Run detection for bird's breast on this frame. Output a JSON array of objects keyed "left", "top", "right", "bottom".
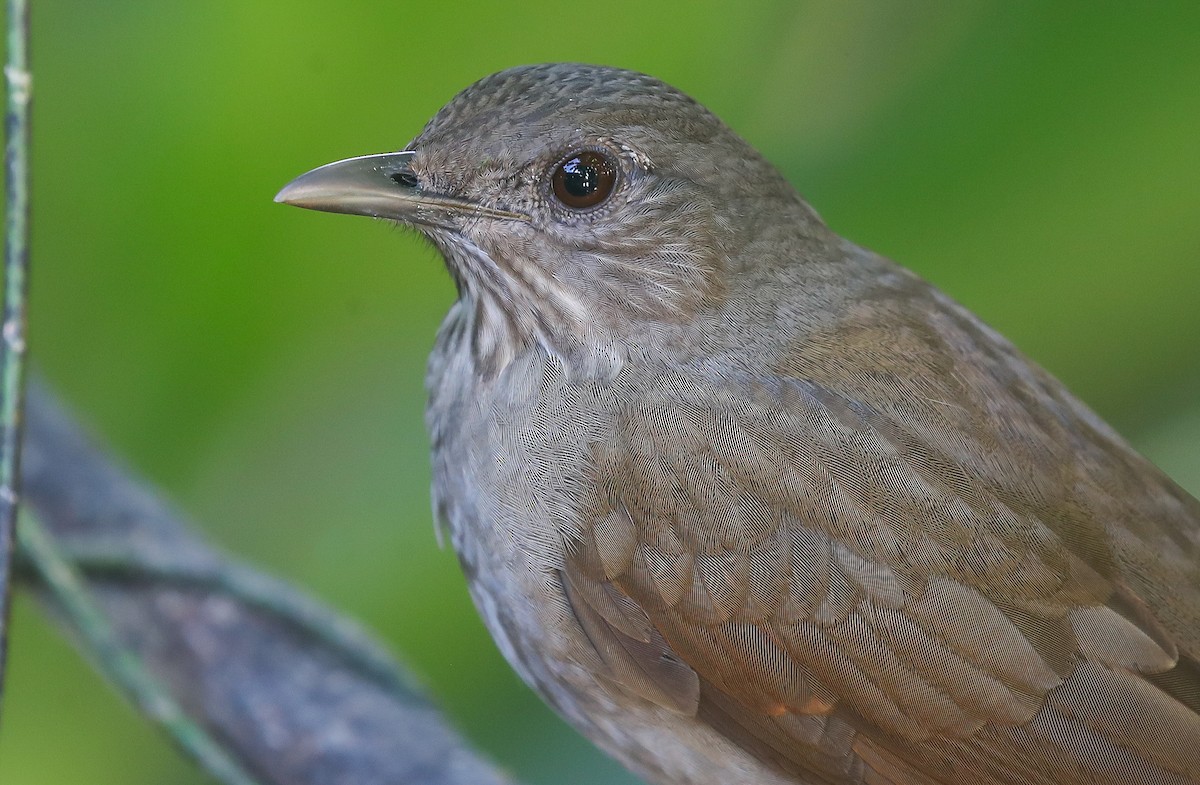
[{"left": 425, "top": 308, "right": 620, "bottom": 693}]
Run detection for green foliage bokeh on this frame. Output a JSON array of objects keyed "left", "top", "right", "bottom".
[{"left": 1, "top": 2, "right": 1198, "bottom": 784}]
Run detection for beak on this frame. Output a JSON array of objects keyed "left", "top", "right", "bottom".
[{"left": 274, "top": 151, "right": 527, "bottom": 225}]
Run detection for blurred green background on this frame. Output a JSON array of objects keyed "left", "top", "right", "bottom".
[{"left": 1, "top": 2, "right": 1198, "bottom": 783}]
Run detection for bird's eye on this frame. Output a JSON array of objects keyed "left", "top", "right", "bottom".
[{"left": 550, "top": 150, "right": 617, "bottom": 210}]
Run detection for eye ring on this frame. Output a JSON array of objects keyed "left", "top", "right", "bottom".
[{"left": 550, "top": 149, "right": 618, "bottom": 211}]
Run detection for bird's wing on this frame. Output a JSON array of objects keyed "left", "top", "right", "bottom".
[{"left": 563, "top": 298, "right": 1200, "bottom": 785}]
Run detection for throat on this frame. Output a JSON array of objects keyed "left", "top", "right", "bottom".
[
  {"left": 457, "top": 287, "right": 626, "bottom": 384},
  {"left": 431, "top": 232, "right": 622, "bottom": 381},
  {"left": 469, "top": 289, "right": 536, "bottom": 378},
  {"left": 430, "top": 231, "right": 565, "bottom": 375}
]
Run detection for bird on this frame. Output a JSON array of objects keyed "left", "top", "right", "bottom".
[{"left": 275, "top": 63, "right": 1200, "bottom": 785}]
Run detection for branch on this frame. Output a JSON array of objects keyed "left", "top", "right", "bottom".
[{"left": 17, "top": 380, "right": 515, "bottom": 785}]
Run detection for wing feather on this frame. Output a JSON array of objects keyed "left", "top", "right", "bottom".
[{"left": 561, "top": 300, "right": 1200, "bottom": 783}]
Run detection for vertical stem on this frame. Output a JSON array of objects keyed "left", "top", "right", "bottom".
[{"left": 0, "top": 0, "right": 31, "bottom": 713}]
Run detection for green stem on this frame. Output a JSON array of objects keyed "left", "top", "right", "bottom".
[{"left": 0, "top": 0, "right": 32, "bottom": 713}]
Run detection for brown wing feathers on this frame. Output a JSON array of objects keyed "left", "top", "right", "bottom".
[{"left": 564, "top": 366, "right": 1200, "bottom": 784}]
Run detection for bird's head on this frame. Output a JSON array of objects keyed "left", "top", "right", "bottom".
[{"left": 276, "top": 63, "right": 821, "bottom": 371}]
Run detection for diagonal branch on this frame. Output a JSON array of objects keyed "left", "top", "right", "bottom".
[{"left": 17, "top": 381, "right": 515, "bottom": 785}]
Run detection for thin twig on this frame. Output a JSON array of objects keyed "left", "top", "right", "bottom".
[{"left": 0, "top": 0, "right": 33, "bottom": 712}]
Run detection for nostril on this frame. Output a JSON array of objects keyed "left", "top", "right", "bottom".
[{"left": 390, "top": 170, "right": 419, "bottom": 188}]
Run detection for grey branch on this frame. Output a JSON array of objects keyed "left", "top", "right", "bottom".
[{"left": 18, "top": 381, "right": 514, "bottom": 785}]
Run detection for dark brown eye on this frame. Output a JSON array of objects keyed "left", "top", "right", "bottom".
[{"left": 551, "top": 150, "right": 617, "bottom": 210}]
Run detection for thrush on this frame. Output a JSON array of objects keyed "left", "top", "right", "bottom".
[{"left": 276, "top": 63, "right": 1200, "bottom": 785}]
